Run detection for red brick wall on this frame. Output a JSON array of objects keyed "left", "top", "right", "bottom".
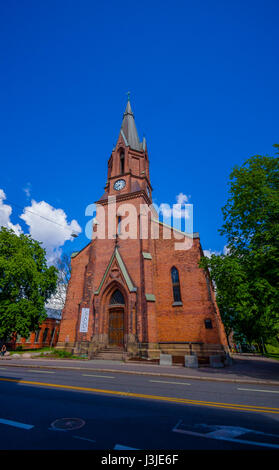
[
  {"left": 12, "top": 318, "right": 60, "bottom": 350},
  {"left": 58, "top": 243, "right": 91, "bottom": 343},
  {"left": 152, "top": 223, "right": 227, "bottom": 346}
]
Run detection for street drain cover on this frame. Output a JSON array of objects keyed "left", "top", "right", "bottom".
[{"left": 51, "top": 418, "right": 85, "bottom": 431}]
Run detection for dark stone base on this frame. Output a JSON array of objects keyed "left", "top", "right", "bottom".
[{"left": 56, "top": 340, "right": 230, "bottom": 363}]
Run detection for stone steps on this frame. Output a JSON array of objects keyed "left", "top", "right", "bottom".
[
  {"left": 94, "top": 356, "right": 123, "bottom": 360},
  {"left": 93, "top": 346, "right": 125, "bottom": 361}
]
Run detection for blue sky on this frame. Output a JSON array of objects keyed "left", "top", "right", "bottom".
[{"left": 0, "top": 0, "right": 278, "bottom": 261}]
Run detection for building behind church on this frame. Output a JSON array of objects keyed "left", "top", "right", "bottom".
[
  {"left": 9, "top": 289, "right": 64, "bottom": 350},
  {"left": 8, "top": 308, "right": 61, "bottom": 350},
  {"left": 57, "top": 100, "right": 229, "bottom": 362}
]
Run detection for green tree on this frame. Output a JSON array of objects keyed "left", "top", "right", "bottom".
[
  {"left": 200, "top": 145, "right": 279, "bottom": 349},
  {"left": 0, "top": 227, "right": 58, "bottom": 340}
]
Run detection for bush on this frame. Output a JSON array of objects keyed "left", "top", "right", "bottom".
[
  {"left": 268, "top": 337, "right": 279, "bottom": 348},
  {"left": 266, "top": 343, "right": 279, "bottom": 356},
  {"left": 53, "top": 349, "right": 73, "bottom": 358}
]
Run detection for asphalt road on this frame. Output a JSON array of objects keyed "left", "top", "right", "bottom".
[{"left": 0, "top": 365, "right": 278, "bottom": 450}]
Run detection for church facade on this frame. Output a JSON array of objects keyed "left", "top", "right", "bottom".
[{"left": 57, "top": 100, "right": 228, "bottom": 360}]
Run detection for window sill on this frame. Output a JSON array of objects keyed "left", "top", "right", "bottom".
[{"left": 172, "top": 301, "right": 183, "bottom": 307}]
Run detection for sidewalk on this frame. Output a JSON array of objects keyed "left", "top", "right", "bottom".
[{"left": 0, "top": 354, "right": 278, "bottom": 386}]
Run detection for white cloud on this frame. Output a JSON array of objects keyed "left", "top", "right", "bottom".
[
  {"left": 223, "top": 245, "right": 230, "bottom": 255},
  {"left": 23, "top": 182, "right": 31, "bottom": 198},
  {"left": 20, "top": 199, "right": 82, "bottom": 264},
  {"left": 158, "top": 203, "right": 172, "bottom": 218},
  {"left": 0, "top": 189, "right": 22, "bottom": 235},
  {"left": 203, "top": 245, "right": 229, "bottom": 258},
  {"left": 176, "top": 193, "right": 188, "bottom": 204},
  {"left": 203, "top": 249, "right": 221, "bottom": 258},
  {"left": 46, "top": 284, "right": 67, "bottom": 309},
  {"left": 0, "top": 188, "right": 82, "bottom": 265},
  {"left": 157, "top": 193, "right": 191, "bottom": 220},
  {"left": 174, "top": 193, "right": 191, "bottom": 219}
]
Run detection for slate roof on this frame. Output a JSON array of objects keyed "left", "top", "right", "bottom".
[
  {"left": 120, "top": 100, "right": 143, "bottom": 152},
  {"left": 45, "top": 308, "right": 62, "bottom": 320}
]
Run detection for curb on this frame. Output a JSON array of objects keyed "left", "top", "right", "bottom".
[{"left": 0, "top": 361, "right": 278, "bottom": 387}]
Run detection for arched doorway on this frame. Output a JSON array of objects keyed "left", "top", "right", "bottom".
[{"left": 108, "top": 289, "right": 125, "bottom": 347}]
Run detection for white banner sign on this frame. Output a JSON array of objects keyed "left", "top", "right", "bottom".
[{"left": 80, "top": 308, "right": 89, "bottom": 333}]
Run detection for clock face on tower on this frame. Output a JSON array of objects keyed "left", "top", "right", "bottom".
[{"left": 113, "top": 179, "right": 126, "bottom": 191}]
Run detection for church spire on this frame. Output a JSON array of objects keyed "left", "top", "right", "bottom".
[{"left": 120, "top": 95, "right": 143, "bottom": 152}]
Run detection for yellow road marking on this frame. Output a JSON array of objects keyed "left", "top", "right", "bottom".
[{"left": 0, "top": 377, "right": 278, "bottom": 414}]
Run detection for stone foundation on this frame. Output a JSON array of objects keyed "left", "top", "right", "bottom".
[
  {"left": 56, "top": 340, "right": 229, "bottom": 362},
  {"left": 158, "top": 342, "right": 229, "bottom": 358}
]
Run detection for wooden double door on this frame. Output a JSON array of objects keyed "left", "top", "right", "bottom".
[{"left": 108, "top": 307, "right": 124, "bottom": 347}]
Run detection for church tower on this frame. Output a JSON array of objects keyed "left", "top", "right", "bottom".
[
  {"left": 57, "top": 98, "right": 228, "bottom": 361},
  {"left": 104, "top": 98, "right": 152, "bottom": 201}
]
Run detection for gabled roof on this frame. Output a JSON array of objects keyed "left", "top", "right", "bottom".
[
  {"left": 94, "top": 247, "right": 137, "bottom": 295},
  {"left": 151, "top": 218, "right": 199, "bottom": 239}
]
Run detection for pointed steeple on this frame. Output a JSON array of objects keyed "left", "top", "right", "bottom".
[{"left": 120, "top": 97, "right": 143, "bottom": 151}]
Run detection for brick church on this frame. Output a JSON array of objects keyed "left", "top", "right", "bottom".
[{"left": 57, "top": 99, "right": 228, "bottom": 361}]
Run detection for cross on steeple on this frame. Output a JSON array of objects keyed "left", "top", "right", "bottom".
[{"left": 126, "top": 91, "right": 131, "bottom": 102}]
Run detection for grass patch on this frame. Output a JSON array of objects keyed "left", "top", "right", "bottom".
[
  {"left": 52, "top": 349, "right": 73, "bottom": 359},
  {"left": 44, "top": 349, "right": 88, "bottom": 360},
  {"left": 8, "top": 347, "right": 87, "bottom": 360},
  {"left": 10, "top": 347, "right": 54, "bottom": 355},
  {"left": 264, "top": 343, "right": 279, "bottom": 361},
  {"left": 266, "top": 343, "right": 279, "bottom": 355}
]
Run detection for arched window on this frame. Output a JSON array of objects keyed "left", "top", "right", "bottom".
[
  {"left": 117, "top": 216, "right": 121, "bottom": 235},
  {"left": 108, "top": 161, "right": 112, "bottom": 178},
  {"left": 110, "top": 289, "right": 125, "bottom": 305},
  {"left": 42, "top": 328, "right": 49, "bottom": 343},
  {"left": 120, "top": 152, "right": 125, "bottom": 175},
  {"left": 35, "top": 328, "right": 41, "bottom": 343},
  {"left": 171, "top": 267, "right": 182, "bottom": 303}
]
